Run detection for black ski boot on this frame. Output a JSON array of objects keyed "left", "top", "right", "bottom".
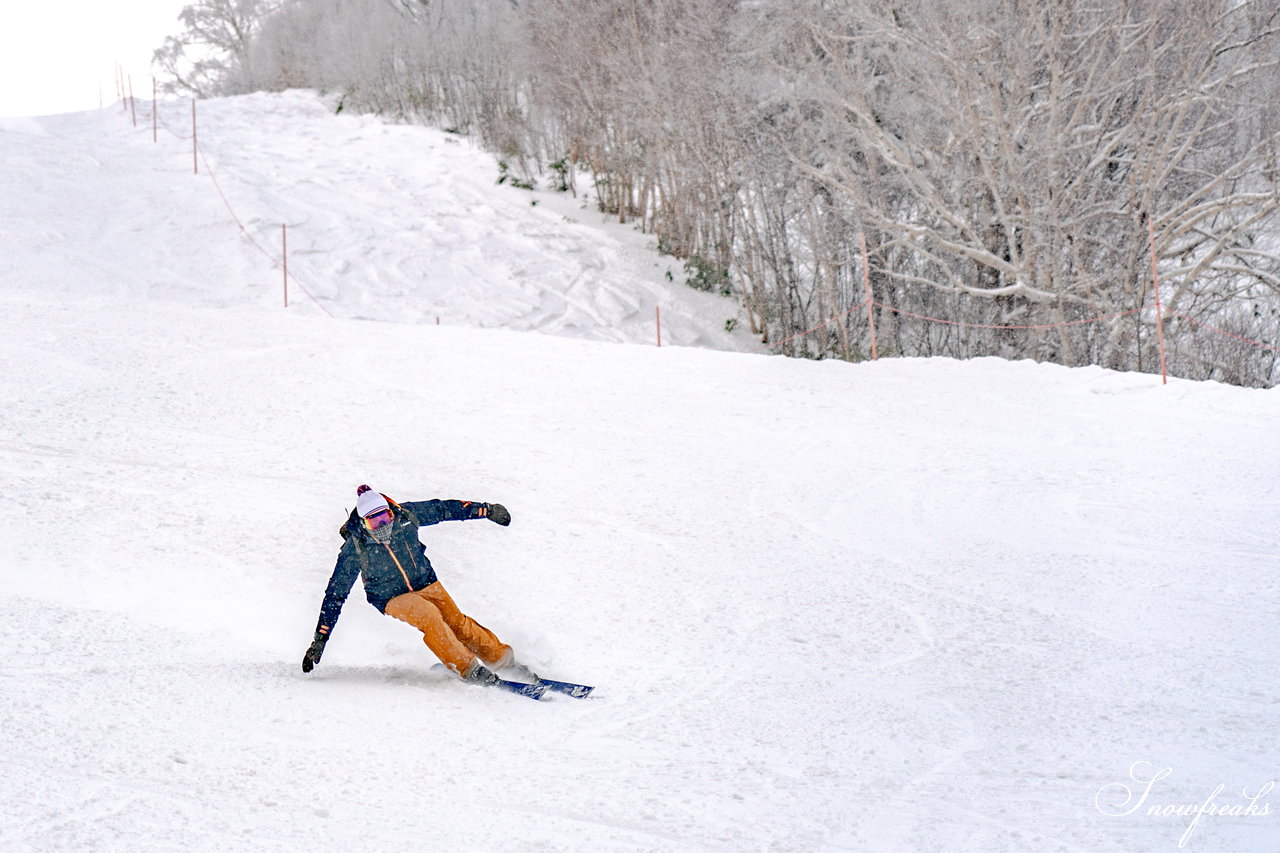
[{"left": 463, "top": 660, "right": 502, "bottom": 687}]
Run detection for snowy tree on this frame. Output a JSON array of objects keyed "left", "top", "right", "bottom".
[
  {"left": 786, "top": 0, "right": 1280, "bottom": 372},
  {"left": 153, "top": 0, "right": 275, "bottom": 97}
]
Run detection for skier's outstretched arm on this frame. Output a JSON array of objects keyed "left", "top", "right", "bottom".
[
  {"left": 302, "top": 540, "right": 361, "bottom": 673},
  {"left": 401, "top": 499, "right": 511, "bottom": 527}
]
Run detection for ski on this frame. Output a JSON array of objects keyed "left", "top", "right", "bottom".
[
  {"left": 431, "top": 663, "right": 593, "bottom": 699},
  {"left": 495, "top": 677, "right": 549, "bottom": 700},
  {"left": 534, "top": 678, "right": 594, "bottom": 699},
  {"left": 429, "top": 663, "right": 547, "bottom": 699},
  {"left": 504, "top": 663, "right": 595, "bottom": 699}
]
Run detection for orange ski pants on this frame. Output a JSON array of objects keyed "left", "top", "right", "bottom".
[{"left": 384, "top": 581, "right": 511, "bottom": 678}]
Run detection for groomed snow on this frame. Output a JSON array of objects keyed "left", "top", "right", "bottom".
[{"left": 1, "top": 92, "right": 1277, "bottom": 852}]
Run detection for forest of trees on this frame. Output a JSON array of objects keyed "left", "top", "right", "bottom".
[{"left": 155, "top": 0, "right": 1280, "bottom": 386}]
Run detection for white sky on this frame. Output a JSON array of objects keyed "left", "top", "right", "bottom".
[{"left": 0, "top": 1, "right": 187, "bottom": 117}]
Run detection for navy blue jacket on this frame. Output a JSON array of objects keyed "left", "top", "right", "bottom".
[{"left": 314, "top": 498, "right": 496, "bottom": 638}]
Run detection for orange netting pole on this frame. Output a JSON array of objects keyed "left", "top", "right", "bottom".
[
  {"left": 192, "top": 100, "right": 198, "bottom": 175},
  {"left": 283, "top": 223, "right": 289, "bottom": 308},
  {"left": 1149, "top": 218, "right": 1168, "bottom": 385},
  {"left": 861, "top": 232, "right": 877, "bottom": 360}
]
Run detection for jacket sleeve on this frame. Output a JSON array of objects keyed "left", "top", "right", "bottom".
[
  {"left": 315, "top": 537, "right": 362, "bottom": 638},
  {"left": 401, "top": 499, "right": 492, "bottom": 527}
]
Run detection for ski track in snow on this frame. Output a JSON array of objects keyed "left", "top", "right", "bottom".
[{"left": 2, "top": 92, "right": 1279, "bottom": 852}]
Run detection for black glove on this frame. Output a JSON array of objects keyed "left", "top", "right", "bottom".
[
  {"left": 486, "top": 502, "right": 511, "bottom": 526},
  {"left": 302, "top": 632, "right": 327, "bottom": 673}
]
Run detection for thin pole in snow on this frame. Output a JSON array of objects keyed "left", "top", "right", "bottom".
[
  {"left": 152, "top": 78, "right": 157, "bottom": 143},
  {"left": 282, "top": 223, "right": 289, "bottom": 308},
  {"left": 656, "top": 305, "right": 662, "bottom": 347},
  {"left": 128, "top": 75, "right": 136, "bottom": 127},
  {"left": 861, "top": 231, "right": 878, "bottom": 361},
  {"left": 192, "top": 99, "right": 198, "bottom": 175},
  {"left": 1149, "top": 218, "right": 1168, "bottom": 385}
]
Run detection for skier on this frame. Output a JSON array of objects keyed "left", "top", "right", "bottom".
[{"left": 301, "top": 484, "right": 519, "bottom": 688}]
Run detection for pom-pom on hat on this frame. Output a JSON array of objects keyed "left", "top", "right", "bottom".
[{"left": 356, "top": 484, "right": 390, "bottom": 518}]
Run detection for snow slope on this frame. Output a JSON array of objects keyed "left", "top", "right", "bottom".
[
  {"left": 1, "top": 91, "right": 747, "bottom": 347},
  {"left": 2, "top": 93, "right": 1278, "bottom": 852}
]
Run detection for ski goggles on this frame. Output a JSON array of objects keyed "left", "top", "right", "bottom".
[{"left": 362, "top": 507, "right": 394, "bottom": 531}]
